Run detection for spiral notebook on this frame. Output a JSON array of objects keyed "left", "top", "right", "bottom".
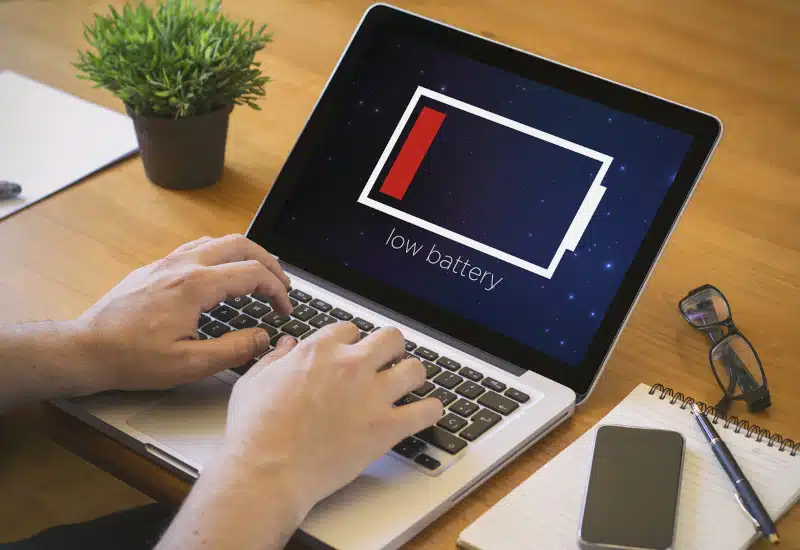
[{"left": 459, "top": 383, "right": 800, "bottom": 550}]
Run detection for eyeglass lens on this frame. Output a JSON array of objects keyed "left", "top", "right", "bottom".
[
  {"left": 681, "top": 287, "right": 730, "bottom": 328},
  {"left": 710, "top": 334, "right": 764, "bottom": 397}
]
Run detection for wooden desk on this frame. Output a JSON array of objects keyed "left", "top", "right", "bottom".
[{"left": 1, "top": 0, "right": 798, "bottom": 547}]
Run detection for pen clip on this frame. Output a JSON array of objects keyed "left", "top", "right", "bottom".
[{"left": 734, "top": 492, "right": 761, "bottom": 531}]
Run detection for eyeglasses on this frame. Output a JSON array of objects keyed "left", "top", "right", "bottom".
[{"left": 679, "top": 284, "right": 770, "bottom": 414}]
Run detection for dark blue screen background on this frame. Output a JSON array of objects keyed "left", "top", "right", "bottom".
[{"left": 275, "top": 34, "right": 693, "bottom": 365}]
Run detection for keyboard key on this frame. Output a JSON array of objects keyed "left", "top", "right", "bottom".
[
  {"left": 270, "top": 333, "right": 296, "bottom": 347},
  {"left": 197, "top": 333, "right": 208, "bottom": 340},
  {"left": 405, "top": 340, "right": 417, "bottom": 352},
  {"left": 202, "top": 320, "right": 230, "bottom": 338},
  {"left": 392, "top": 437, "right": 425, "bottom": 459},
  {"left": 455, "top": 381, "right": 486, "bottom": 400},
  {"left": 309, "top": 298, "right": 332, "bottom": 312},
  {"left": 422, "top": 361, "right": 442, "bottom": 379},
  {"left": 394, "top": 393, "right": 420, "bottom": 407},
  {"left": 414, "top": 453, "right": 441, "bottom": 470},
  {"left": 428, "top": 388, "right": 457, "bottom": 407},
  {"left": 198, "top": 313, "right": 212, "bottom": 328},
  {"left": 251, "top": 292, "right": 274, "bottom": 304},
  {"left": 481, "top": 377, "right": 507, "bottom": 393},
  {"left": 412, "top": 380, "right": 436, "bottom": 397},
  {"left": 291, "top": 304, "right": 317, "bottom": 322},
  {"left": 459, "top": 409, "right": 503, "bottom": 441},
  {"left": 256, "top": 323, "right": 278, "bottom": 337},
  {"left": 403, "top": 351, "right": 414, "bottom": 360},
  {"left": 210, "top": 304, "right": 238, "bottom": 322},
  {"left": 282, "top": 320, "right": 311, "bottom": 338},
  {"left": 289, "top": 298, "right": 298, "bottom": 308},
  {"left": 289, "top": 289, "right": 312, "bottom": 303},
  {"left": 242, "top": 301, "right": 271, "bottom": 319},
  {"left": 330, "top": 308, "right": 353, "bottom": 321},
  {"left": 262, "top": 311, "right": 291, "bottom": 328},
  {"left": 477, "top": 391, "right": 519, "bottom": 415},
  {"left": 459, "top": 367, "right": 484, "bottom": 381},
  {"left": 505, "top": 388, "right": 531, "bottom": 403},
  {"left": 309, "top": 313, "right": 337, "bottom": 329},
  {"left": 301, "top": 328, "right": 317, "bottom": 340},
  {"left": 450, "top": 399, "right": 480, "bottom": 418},
  {"left": 433, "top": 372, "right": 463, "bottom": 390},
  {"left": 415, "top": 347, "right": 438, "bottom": 361},
  {"left": 231, "top": 358, "right": 257, "bottom": 376},
  {"left": 437, "top": 413, "right": 468, "bottom": 433},
  {"left": 224, "top": 295, "right": 252, "bottom": 309},
  {"left": 436, "top": 356, "right": 460, "bottom": 371},
  {"left": 352, "top": 318, "right": 374, "bottom": 332},
  {"left": 229, "top": 314, "right": 258, "bottom": 330},
  {"left": 416, "top": 426, "right": 467, "bottom": 454},
  {"left": 360, "top": 331, "right": 369, "bottom": 340}
]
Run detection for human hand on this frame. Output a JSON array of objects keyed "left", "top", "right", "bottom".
[
  {"left": 74, "top": 234, "right": 292, "bottom": 393},
  {"left": 220, "top": 323, "right": 443, "bottom": 517}
]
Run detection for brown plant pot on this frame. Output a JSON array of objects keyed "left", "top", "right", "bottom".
[{"left": 127, "top": 105, "right": 233, "bottom": 190}]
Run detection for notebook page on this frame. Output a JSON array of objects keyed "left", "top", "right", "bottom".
[
  {"left": 459, "top": 384, "right": 800, "bottom": 550},
  {"left": 0, "top": 71, "right": 138, "bottom": 221}
]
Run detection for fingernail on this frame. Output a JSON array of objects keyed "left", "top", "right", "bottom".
[
  {"left": 277, "top": 335, "right": 295, "bottom": 349},
  {"left": 255, "top": 329, "right": 271, "bottom": 351}
]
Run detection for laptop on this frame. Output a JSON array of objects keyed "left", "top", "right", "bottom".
[{"left": 56, "top": 4, "right": 722, "bottom": 549}]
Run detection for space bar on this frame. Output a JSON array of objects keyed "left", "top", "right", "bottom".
[{"left": 416, "top": 426, "right": 467, "bottom": 455}]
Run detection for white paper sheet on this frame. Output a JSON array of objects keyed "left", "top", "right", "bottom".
[{"left": 0, "top": 71, "right": 138, "bottom": 221}]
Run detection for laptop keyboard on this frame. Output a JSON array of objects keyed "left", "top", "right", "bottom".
[{"left": 198, "top": 287, "right": 531, "bottom": 474}]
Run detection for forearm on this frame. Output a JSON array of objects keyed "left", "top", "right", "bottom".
[
  {"left": 0, "top": 320, "right": 107, "bottom": 412},
  {"left": 156, "top": 450, "right": 311, "bottom": 550}
]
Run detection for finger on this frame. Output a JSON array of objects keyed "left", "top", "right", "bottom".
[
  {"left": 247, "top": 334, "right": 297, "bottom": 377},
  {"left": 192, "top": 260, "right": 293, "bottom": 314},
  {"left": 376, "top": 357, "right": 427, "bottom": 403},
  {"left": 176, "top": 327, "right": 271, "bottom": 377},
  {"left": 170, "top": 236, "right": 214, "bottom": 255},
  {"left": 190, "top": 234, "right": 291, "bottom": 289},
  {"left": 388, "top": 398, "right": 443, "bottom": 443},
  {"left": 314, "top": 321, "right": 360, "bottom": 346},
  {"left": 351, "top": 327, "right": 405, "bottom": 370}
]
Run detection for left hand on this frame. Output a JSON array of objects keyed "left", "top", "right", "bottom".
[{"left": 74, "top": 234, "right": 292, "bottom": 392}]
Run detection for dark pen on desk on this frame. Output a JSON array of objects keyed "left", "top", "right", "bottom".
[
  {"left": 0, "top": 181, "right": 23, "bottom": 200},
  {"left": 690, "top": 402, "right": 780, "bottom": 544}
]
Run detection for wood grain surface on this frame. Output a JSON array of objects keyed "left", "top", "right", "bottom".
[{"left": 1, "top": 0, "right": 798, "bottom": 548}]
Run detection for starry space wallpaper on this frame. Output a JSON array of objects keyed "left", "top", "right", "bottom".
[{"left": 272, "top": 33, "right": 693, "bottom": 366}]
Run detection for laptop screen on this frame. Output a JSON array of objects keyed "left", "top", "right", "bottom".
[{"left": 249, "top": 6, "right": 720, "bottom": 396}]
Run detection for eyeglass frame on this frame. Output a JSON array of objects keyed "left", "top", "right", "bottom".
[{"left": 679, "top": 284, "right": 771, "bottom": 413}]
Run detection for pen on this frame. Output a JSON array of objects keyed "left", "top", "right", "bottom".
[
  {"left": 690, "top": 402, "right": 780, "bottom": 544},
  {"left": 0, "top": 180, "right": 22, "bottom": 200}
]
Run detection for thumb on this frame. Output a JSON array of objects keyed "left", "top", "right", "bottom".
[
  {"left": 182, "top": 327, "right": 272, "bottom": 376},
  {"left": 247, "top": 334, "right": 297, "bottom": 377}
]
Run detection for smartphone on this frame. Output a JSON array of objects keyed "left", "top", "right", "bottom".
[{"left": 579, "top": 425, "right": 685, "bottom": 550}]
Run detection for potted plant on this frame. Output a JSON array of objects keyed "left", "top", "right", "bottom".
[{"left": 75, "top": 0, "right": 272, "bottom": 189}]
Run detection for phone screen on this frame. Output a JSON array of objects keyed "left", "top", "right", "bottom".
[{"left": 580, "top": 425, "right": 685, "bottom": 550}]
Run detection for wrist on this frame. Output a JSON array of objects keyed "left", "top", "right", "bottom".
[
  {"left": 0, "top": 319, "right": 112, "bottom": 409},
  {"left": 54, "top": 318, "right": 116, "bottom": 397},
  {"left": 159, "top": 447, "right": 313, "bottom": 550},
  {"left": 208, "top": 444, "right": 314, "bottom": 523}
]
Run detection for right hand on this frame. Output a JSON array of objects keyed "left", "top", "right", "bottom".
[{"left": 221, "top": 323, "right": 443, "bottom": 516}]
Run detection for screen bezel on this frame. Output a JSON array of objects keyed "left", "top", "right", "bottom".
[{"left": 247, "top": 4, "right": 722, "bottom": 397}]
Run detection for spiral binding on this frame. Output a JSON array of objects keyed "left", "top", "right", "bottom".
[{"left": 648, "top": 383, "right": 799, "bottom": 457}]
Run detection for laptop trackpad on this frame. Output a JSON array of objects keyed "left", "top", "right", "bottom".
[{"left": 127, "top": 376, "right": 231, "bottom": 467}]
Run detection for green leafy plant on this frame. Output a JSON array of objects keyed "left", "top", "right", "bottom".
[{"left": 76, "top": 0, "right": 272, "bottom": 118}]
